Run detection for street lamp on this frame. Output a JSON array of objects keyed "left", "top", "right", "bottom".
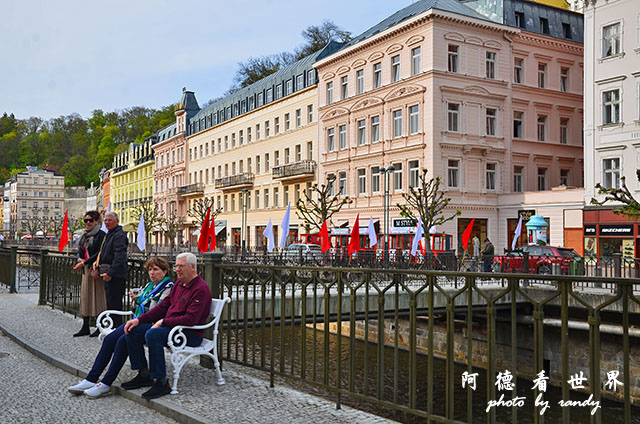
[
  {"left": 241, "top": 188, "right": 248, "bottom": 255},
  {"left": 379, "top": 165, "right": 395, "bottom": 263}
]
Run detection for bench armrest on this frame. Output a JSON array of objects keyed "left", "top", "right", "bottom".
[
  {"left": 168, "top": 320, "right": 216, "bottom": 350},
  {"left": 97, "top": 310, "right": 134, "bottom": 332}
]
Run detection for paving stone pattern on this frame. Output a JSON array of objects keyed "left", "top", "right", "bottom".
[
  {"left": 0, "top": 287, "right": 393, "bottom": 423},
  {"left": 0, "top": 332, "right": 179, "bottom": 424}
]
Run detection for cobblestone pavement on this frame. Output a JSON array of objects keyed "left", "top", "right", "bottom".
[
  {"left": 0, "top": 287, "right": 394, "bottom": 423},
  {"left": 0, "top": 332, "right": 179, "bottom": 424}
]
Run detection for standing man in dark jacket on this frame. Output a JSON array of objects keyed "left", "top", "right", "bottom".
[
  {"left": 123, "top": 252, "right": 212, "bottom": 399},
  {"left": 90, "top": 211, "right": 128, "bottom": 326},
  {"left": 481, "top": 238, "right": 495, "bottom": 272}
]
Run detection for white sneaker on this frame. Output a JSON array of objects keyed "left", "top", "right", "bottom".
[
  {"left": 84, "top": 382, "right": 111, "bottom": 398},
  {"left": 68, "top": 379, "right": 96, "bottom": 395}
]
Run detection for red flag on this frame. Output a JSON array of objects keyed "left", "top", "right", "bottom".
[
  {"left": 198, "top": 207, "right": 211, "bottom": 253},
  {"left": 58, "top": 210, "right": 69, "bottom": 252},
  {"left": 348, "top": 214, "right": 360, "bottom": 256},
  {"left": 318, "top": 221, "right": 331, "bottom": 253},
  {"left": 461, "top": 218, "right": 475, "bottom": 250},
  {"left": 207, "top": 214, "right": 217, "bottom": 252}
]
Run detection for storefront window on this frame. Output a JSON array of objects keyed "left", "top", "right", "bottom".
[{"left": 457, "top": 218, "right": 487, "bottom": 255}]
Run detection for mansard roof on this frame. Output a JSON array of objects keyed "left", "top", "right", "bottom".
[{"left": 341, "top": 0, "right": 489, "bottom": 50}]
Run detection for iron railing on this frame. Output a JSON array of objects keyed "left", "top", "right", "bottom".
[
  {"left": 177, "top": 183, "right": 204, "bottom": 195},
  {"left": 6, "top": 248, "right": 640, "bottom": 422},
  {"left": 214, "top": 173, "right": 254, "bottom": 189},
  {"left": 272, "top": 160, "right": 316, "bottom": 179}
]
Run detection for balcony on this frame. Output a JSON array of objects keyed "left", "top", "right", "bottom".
[
  {"left": 214, "top": 173, "right": 254, "bottom": 190},
  {"left": 177, "top": 183, "right": 204, "bottom": 198},
  {"left": 272, "top": 160, "right": 316, "bottom": 182}
]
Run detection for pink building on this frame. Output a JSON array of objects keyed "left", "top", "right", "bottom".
[
  {"left": 152, "top": 90, "right": 198, "bottom": 246},
  {"left": 315, "top": 0, "right": 584, "bottom": 253}
]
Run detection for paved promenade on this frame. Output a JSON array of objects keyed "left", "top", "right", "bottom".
[{"left": 0, "top": 287, "right": 393, "bottom": 424}]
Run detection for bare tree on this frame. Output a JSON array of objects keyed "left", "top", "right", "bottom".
[
  {"left": 161, "top": 210, "right": 182, "bottom": 252},
  {"left": 131, "top": 201, "right": 165, "bottom": 247},
  {"left": 396, "top": 168, "right": 461, "bottom": 251},
  {"left": 591, "top": 172, "right": 640, "bottom": 217},
  {"left": 47, "top": 216, "right": 65, "bottom": 238},
  {"left": 187, "top": 197, "right": 222, "bottom": 228},
  {"left": 296, "top": 177, "right": 352, "bottom": 232},
  {"left": 24, "top": 209, "right": 48, "bottom": 236}
]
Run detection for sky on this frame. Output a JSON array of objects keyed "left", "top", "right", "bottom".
[{"left": 1, "top": 0, "right": 415, "bottom": 121}]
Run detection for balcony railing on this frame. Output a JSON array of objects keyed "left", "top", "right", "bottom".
[
  {"left": 214, "top": 173, "right": 254, "bottom": 189},
  {"left": 177, "top": 183, "right": 204, "bottom": 196},
  {"left": 272, "top": 160, "right": 316, "bottom": 180}
]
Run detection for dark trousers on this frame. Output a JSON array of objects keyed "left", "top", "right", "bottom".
[
  {"left": 86, "top": 324, "right": 128, "bottom": 386},
  {"left": 483, "top": 258, "right": 492, "bottom": 272},
  {"left": 126, "top": 324, "right": 202, "bottom": 380},
  {"left": 105, "top": 277, "right": 126, "bottom": 326}
]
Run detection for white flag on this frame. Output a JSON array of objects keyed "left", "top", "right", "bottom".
[
  {"left": 280, "top": 202, "right": 291, "bottom": 249},
  {"left": 263, "top": 218, "right": 275, "bottom": 252},
  {"left": 136, "top": 211, "right": 146, "bottom": 252},
  {"left": 512, "top": 215, "right": 523, "bottom": 250},
  {"left": 100, "top": 202, "right": 110, "bottom": 233},
  {"left": 411, "top": 218, "right": 423, "bottom": 257},
  {"left": 368, "top": 216, "right": 377, "bottom": 247}
]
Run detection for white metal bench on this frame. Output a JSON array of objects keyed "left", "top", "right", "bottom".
[
  {"left": 96, "top": 297, "right": 231, "bottom": 395},
  {"left": 167, "top": 297, "right": 231, "bottom": 394},
  {"left": 96, "top": 310, "right": 134, "bottom": 341}
]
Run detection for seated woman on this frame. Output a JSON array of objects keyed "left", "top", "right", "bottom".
[{"left": 67, "top": 257, "right": 174, "bottom": 398}]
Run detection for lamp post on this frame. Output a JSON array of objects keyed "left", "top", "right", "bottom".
[
  {"left": 379, "top": 165, "right": 395, "bottom": 263},
  {"left": 241, "top": 188, "right": 248, "bottom": 255}
]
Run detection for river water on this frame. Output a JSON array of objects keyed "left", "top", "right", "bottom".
[{"left": 225, "top": 325, "right": 639, "bottom": 424}]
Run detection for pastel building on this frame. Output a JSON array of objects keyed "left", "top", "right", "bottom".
[
  {"left": 110, "top": 138, "right": 156, "bottom": 237},
  {"left": 583, "top": 0, "right": 640, "bottom": 258},
  {"left": 152, "top": 91, "right": 194, "bottom": 245},
  {"left": 314, "top": 0, "right": 584, "bottom": 253},
  {"left": 4, "top": 167, "right": 65, "bottom": 238},
  {"left": 181, "top": 46, "right": 338, "bottom": 247}
]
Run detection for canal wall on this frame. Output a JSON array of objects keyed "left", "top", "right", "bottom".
[{"left": 316, "top": 317, "right": 640, "bottom": 405}]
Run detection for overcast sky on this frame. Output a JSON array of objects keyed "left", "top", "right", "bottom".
[{"left": 1, "top": 0, "right": 414, "bottom": 121}]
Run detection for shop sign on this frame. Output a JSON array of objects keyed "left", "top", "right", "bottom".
[
  {"left": 599, "top": 224, "right": 633, "bottom": 236},
  {"left": 331, "top": 228, "right": 350, "bottom": 236},
  {"left": 584, "top": 225, "right": 596, "bottom": 236},
  {"left": 518, "top": 209, "right": 536, "bottom": 222},
  {"left": 392, "top": 218, "right": 417, "bottom": 228}
]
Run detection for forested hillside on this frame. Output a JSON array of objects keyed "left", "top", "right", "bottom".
[{"left": 0, "top": 106, "right": 175, "bottom": 187}]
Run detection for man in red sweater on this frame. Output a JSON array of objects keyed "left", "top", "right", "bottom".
[{"left": 123, "top": 252, "right": 212, "bottom": 399}]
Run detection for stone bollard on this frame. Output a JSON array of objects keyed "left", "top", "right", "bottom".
[
  {"left": 9, "top": 246, "right": 17, "bottom": 293},
  {"left": 201, "top": 251, "right": 225, "bottom": 369}
]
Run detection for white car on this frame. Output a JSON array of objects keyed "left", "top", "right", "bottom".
[{"left": 284, "top": 243, "right": 323, "bottom": 261}]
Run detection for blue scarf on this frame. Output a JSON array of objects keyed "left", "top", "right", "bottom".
[{"left": 133, "top": 276, "right": 173, "bottom": 318}]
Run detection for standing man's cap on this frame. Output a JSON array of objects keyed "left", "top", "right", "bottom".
[{"left": 484, "top": 238, "right": 490, "bottom": 242}]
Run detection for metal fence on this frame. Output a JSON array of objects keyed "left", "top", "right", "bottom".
[
  {"left": 5, "top": 248, "right": 640, "bottom": 423},
  {"left": 206, "top": 256, "right": 639, "bottom": 423}
]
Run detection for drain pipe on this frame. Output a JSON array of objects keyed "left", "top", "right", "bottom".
[{"left": 517, "top": 315, "right": 640, "bottom": 338}]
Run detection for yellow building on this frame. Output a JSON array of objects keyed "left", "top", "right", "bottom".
[
  {"left": 110, "top": 138, "right": 156, "bottom": 236},
  {"left": 532, "top": 0, "right": 569, "bottom": 9}
]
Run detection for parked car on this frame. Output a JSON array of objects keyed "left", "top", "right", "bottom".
[
  {"left": 492, "top": 245, "right": 581, "bottom": 274},
  {"left": 284, "top": 243, "right": 323, "bottom": 262}
]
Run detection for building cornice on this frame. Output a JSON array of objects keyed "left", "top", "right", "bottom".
[
  {"left": 515, "top": 32, "right": 583, "bottom": 54},
  {"left": 314, "top": 9, "right": 516, "bottom": 69}
]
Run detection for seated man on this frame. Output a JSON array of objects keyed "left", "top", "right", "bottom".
[{"left": 123, "top": 252, "right": 212, "bottom": 399}]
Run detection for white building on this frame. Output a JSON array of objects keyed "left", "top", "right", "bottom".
[{"left": 583, "top": 0, "right": 640, "bottom": 257}]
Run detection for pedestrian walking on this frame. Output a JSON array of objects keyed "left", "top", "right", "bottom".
[
  {"left": 67, "top": 257, "right": 174, "bottom": 398},
  {"left": 482, "top": 238, "right": 495, "bottom": 272},
  {"left": 72, "top": 211, "right": 106, "bottom": 337},
  {"left": 92, "top": 212, "right": 128, "bottom": 327}
]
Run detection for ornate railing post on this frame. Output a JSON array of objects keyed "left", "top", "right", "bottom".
[
  {"left": 201, "top": 251, "right": 225, "bottom": 369},
  {"left": 9, "top": 246, "right": 17, "bottom": 293},
  {"left": 39, "top": 249, "right": 48, "bottom": 305}
]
